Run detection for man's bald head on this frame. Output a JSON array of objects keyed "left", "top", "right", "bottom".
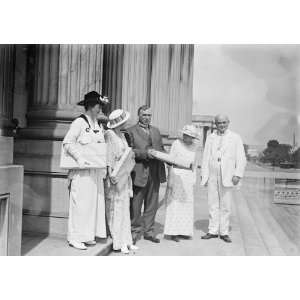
[
  {"left": 215, "top": 114, "right": 230, "bottom": 134},
  {"left": 215, "top": 114, "right": 230, "bottom": 123}
]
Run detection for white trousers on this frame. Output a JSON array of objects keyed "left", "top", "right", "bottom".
[
  {"left": 207, "top": 165, "right": 232, "bottom": 236},
  {"left": 67, "top": 169, "right": 106, "bottom": 243}
]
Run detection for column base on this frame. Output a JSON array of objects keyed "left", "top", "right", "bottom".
[
  {"left": 0, "top": 136, "right": 13, "bottom": 165},
  {"left": 14, "top": 138, "right": 69, "bottom": 236},
  {"left": 0, "top": 164, "right": 24, "bottom": 256}
]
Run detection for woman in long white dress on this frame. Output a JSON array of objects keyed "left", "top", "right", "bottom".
[
  {"left": 164, "top": 125, "right": 201, "bottom": 242},
  {"left": 63, "top": 91, "right": 109, "bottom": 250},
  {"left": 105, "top": 109, "right": 138, "bottom": 254}
]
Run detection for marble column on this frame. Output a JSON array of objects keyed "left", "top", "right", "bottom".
[
  {"left": 0, "top": 45, "right": 15, "bottom": 137},
  {"left": 14, "top": 44, "right": 104, "bottom": 236},
  {"left": 20, "top": 44, "right": 104, "bottom": 140},
  {"left": 192, "top": 115, "right": 215, "bottom": 146},
  {"left": 103, "top": 44, "right": 151, "bottom": 126},
  {"left": 103, "top": 44, "right": 194, "bottom": 136},
  {"left": 0, "top": 45, "right": 23, "bottom": 255},
  {"left": 150, "top": 44, "right": 194, "bottom": 137}
]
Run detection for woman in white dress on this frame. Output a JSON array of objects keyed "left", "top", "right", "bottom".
[
  {"left": 164, "top": 125, "right": 201, "bottom": 242},
  {"left": 63, "top": 91, "right": 109, "bottom": 250},
  {"left": 105, "top": 109, "right": 138, "bottom": 254}
]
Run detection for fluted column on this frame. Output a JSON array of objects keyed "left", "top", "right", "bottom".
[
  {"left": 20, "top": 44, "right": 104, "bottom": 140},
  {"left": 150, "top": 44, "right": 194, "bottom": 137},
  {"left": 0, "top": 45, "right": 15, "bottom": 137},
  {"left": 0, "top": 45, "right": 23, "bottom": 256},
  {"left": 14, "top": 45, "right": 105, "bottom": 236},
  {"left": 121, "top": 44, "right": 151, "bottom": 119},
  {"left": 103, "top": 44, "right": 194, "bottom": 134},
  {"left": 102, "top": 44, "right": 124, "bottom": 111},
  {"left": 0, "top": 45, "right": 15, "bottom": 165},
  {"left": 103, "top": 44, "right": 152, "bottom": 125}
]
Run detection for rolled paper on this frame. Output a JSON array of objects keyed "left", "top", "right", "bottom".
[
  {"left": 60, "top": 143, "right": 107, "bottom": 169},
  {"left": 150, "top": 150, "right": 192, "bottom": 169},
  {"left": 111, "top": 147, "right": 136, "bottom": 180}
]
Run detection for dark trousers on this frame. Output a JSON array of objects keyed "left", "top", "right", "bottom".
[{"left": 130, "top": 169, "right": 160, "bottom": 238}]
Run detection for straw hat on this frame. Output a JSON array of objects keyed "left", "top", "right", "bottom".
[
  {"left": 180, "top": 124, "right": 199, "bottom": 139},
  {"left": 107, "top": 109, "right": 130, "bottom": 129}
]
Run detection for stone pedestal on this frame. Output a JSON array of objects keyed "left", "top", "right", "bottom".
[
  {"left": 15, "top": 45, "right": 104, "bottom": 236},
  {"left": 0, "top": 137, "right": 23, "bottom": 256},
  {"left": 0, "top": 163, "right": 24, "bottom": 256},
  {"left": 0, "top": 45, "right": 24, "bottom": 256},
  {"left": 192, "top": 115, "right": 215, "bottom": 146}
]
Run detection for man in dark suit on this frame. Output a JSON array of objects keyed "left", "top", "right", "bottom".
[{"left": 127, "top": 105, "right": 166, "bottom": 244}]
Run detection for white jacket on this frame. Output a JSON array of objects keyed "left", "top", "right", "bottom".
[{"left": 200, "top": 129, "right": 247, "bottom": 187}]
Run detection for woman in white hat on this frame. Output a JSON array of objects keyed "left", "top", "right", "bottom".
[
  {"left": 163, "top": 124, "right": 202, "bottom": 242},
  {"left": 105, "top": 109, "right": 138, "bottom": 254}
]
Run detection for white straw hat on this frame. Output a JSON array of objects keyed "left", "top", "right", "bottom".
[
  {"left": 107, "top": 109, "right": 130, "bottom": 129},
  {"left": 180, "top": 124, "right": 199, "bottom": 139}
]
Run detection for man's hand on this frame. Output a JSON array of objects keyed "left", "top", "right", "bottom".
[
  {"left": 147, "top": 148, "right": 155, "bottom": 159},
  {"left": 232, "top": 176, "right": 241, "bottom": 185},
  {"left": 77, "top": 158, "right": 91, "bottom": 169}
]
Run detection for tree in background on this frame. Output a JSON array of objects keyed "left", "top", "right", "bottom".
[
  {"left": 267, "top": 140, "right": 280, "bottom": 148},
  {"left": 292, "top": 147, "right": 300, "bottom": 168},
  {"left": 260, "top": 140, "right": 292, "bottom": 167}
]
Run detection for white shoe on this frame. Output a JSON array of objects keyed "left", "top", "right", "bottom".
[
  {"left": 85, "top": 240, "right": 96, "bottom": 246},
  {"left": 69, "top": 241, "right": 87, "bottom": 250},
  {"left": 121, "top": 245, "right": 130, "bottom": 254},
  {"left": 129, "top": 245, "right": 139, "bottom": 251}
]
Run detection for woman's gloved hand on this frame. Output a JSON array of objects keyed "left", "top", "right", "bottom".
[
  {"left": 110, "top": 175, "right": 118, "bottom": 185},
  {"left": 77, "top": 157, "right": 91, "bottom": 169}
]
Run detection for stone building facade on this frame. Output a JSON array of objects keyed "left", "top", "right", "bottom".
[{"left": 0, "top": 44, "right": 194, "bottom": 241}]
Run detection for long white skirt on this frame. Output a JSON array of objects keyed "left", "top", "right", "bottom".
[
  {"left": 106, "top": 177, "right": 133, "bottom": 250},
  {"left": 164, "top": 169, "right": 195, "bottom": 237},
  {"left": 67, "top": 169, "right": 107, "bottom": 242}
]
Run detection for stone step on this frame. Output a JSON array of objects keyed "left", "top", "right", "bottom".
[{"left": 21, "top": 233, "right": 112, "bottom": 256}]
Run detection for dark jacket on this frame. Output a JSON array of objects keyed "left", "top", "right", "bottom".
[{"left": 126, "top": 124, "right": 166, "bottom": 187}]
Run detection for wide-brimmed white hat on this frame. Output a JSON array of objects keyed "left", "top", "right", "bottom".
[
  {"left": 107, "top": 109, "right": 130, "bottom": 129},
  {"left": 180, "top": 124, "right": 199, "bottom": 139}
]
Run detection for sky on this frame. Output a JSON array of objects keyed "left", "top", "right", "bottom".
[{"left": 193, "top": 45, "right": 299, "bottom": 147}]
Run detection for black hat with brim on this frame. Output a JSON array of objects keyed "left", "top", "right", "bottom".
[{"left": 77, "top": 91, "right": 109, "bottom": 106}]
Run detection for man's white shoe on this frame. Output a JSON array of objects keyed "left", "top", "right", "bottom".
[
  {"left": 121, "top": 246, "right": 130, "bottom": 254},
  {"left": 85, "top": 240, "right": 96, "bottom": 246},
  {"left": 129, "top": 245, "right": 139, "bottom": 251},
  {"left": 69, "top": 241, "right": 88, "bottom": 250}
]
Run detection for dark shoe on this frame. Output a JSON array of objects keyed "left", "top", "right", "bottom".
[
  {"left": 201, "top": 233, "right": 218, "bottom": 240},
  {"left": 170, "top": 235, "right": 180, "bottom": 242},
  {"left": 144, "top": 235, "right": 160, "bottom": 243},
  {"left": 178, "top": 235, "right": 192, "bottom": 240},
  {"left": 220, "top": 235, "right": 232, "bottom": 243},
  {"left": 132, "top": 235, "right": 139, "bottom": 245}
]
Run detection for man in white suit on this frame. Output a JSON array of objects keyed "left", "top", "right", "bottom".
[{"left": 200, "top": 115, "right": 247, "bottom": 243}]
